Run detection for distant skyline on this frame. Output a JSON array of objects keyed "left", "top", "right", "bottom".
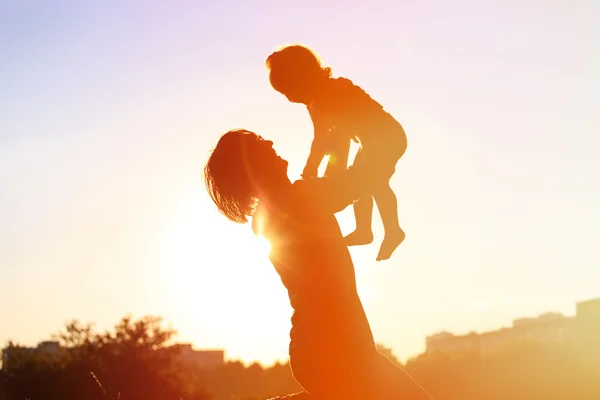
[
  {"left": 1, "top": 0, "right": 599, "bottom": 365},
  {"left": 5, "top": 295, "right": 598, "bottom": 366}
]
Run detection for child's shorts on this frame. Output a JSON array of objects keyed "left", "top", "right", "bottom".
[{"left": 352, "top": 134, "right": 406, "bottom": 186}]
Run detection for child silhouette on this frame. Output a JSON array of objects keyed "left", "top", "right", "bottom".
[{"left": 266, "top": 45, "right": 408, "bottom": 261}]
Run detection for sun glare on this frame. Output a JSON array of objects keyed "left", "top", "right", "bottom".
[
  {"left": 253, "top": 235, "right": 272, "bottom": 258},
  {"left": 155, "top": 174, "right": 376, "bottom": 363},
  {"left": 156, "top": 185, "right": 289, "bottom": 361}
]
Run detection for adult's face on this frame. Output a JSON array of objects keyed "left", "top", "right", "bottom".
[{"left": 239, "top": 131, "right": 289, "bottom": 188}]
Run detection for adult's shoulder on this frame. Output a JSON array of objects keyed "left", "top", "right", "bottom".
[
  {"left": 291, "top": 178, "right": 314, "bottom": 194},
  {"left": 291, "top": 178, "right": 323, "bottom": 202}
]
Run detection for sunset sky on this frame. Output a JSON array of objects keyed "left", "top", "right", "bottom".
[{"left": 1, "top": 0, "right": 599, "bottom": 365}]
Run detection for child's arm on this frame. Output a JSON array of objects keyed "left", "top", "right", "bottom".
[
  {"left": 302, "top": 136, "right": 328, "bottom": 179},
  {"left": 299, "top": 164, "right": 369, "bottom": 214},
  {"left": 301, "top": 106, "right": 330, "bottom": 179},
  {"left": 304, "top": 127, "right": 354, "bottom": 179},
  {"left": 323, "top": 129, "right": 352, "bottom": 177}
]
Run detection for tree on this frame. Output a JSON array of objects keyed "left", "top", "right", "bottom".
[
  {"left": 0, "top": 315, "right": 209, "bottom": 400},
  {"left": 376, "top": 343, "right": 402, "bottom": 366}
]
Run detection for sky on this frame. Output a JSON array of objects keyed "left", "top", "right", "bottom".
[{"left": 1, "top": 0, "right": 599, "bottom": 366}]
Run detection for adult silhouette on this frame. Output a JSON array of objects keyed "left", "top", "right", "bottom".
[{"left": 204, "top": 129, "right": 430, "bottom": 399}]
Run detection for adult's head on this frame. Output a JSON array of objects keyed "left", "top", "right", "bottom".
[{"left": 204, "top": 129, "right": 289, "bottom": 224}]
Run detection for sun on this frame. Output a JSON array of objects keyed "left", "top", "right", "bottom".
[
  {"left": 252, "top": 235, "right": 272, "bottom": 258},
  {"left": 153, "top": 181, "right": 384, "bottom": 364},
  {"left": 155, "top": 184, "right": 289, "bottom": 359},
  {"left": 157, "top": 185, "right": 275, "bottom": 296}
]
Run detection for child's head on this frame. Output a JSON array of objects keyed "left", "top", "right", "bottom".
[{"left": 266, "top": 45, "right": 332, "bottom": 104}]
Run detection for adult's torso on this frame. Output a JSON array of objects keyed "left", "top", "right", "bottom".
[{"left": 253, "top": 180, "right": 375, "bottom": 361}]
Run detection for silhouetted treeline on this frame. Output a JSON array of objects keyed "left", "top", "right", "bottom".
[
  {"left": 0, "top": 316, "right": 210, "bottom": 400},
  {"left": 1, "top": 315, "right": 599, "bottom": 400}
]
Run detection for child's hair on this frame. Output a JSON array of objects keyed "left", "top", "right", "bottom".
[{"left": 266, "top": 45, "right": 332, "bottom": 96}]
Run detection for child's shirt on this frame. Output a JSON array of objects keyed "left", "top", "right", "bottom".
[
  {"left": 307, "top": 77, "right": 385, "bottom": 142},
  {"left": 305, "top": 78, "right": 404, "bottom": 173}
]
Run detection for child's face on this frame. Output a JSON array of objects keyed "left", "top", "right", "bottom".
[
  {"left": 284, "top": 91, "right": 309, "bottom": 105},
  {"left": 281, "top": 84, "right": 315, "bottom": 105},
  {"left": 270, "top": 68, "right": 319, "bottom": 105}
]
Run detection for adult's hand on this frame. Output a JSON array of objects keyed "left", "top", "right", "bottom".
[{"left": 301, "top": 165, "right": 319, "bottom": 180}]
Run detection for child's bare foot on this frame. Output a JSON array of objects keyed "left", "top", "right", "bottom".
[
  {"left": 344, "top": 230, "right": 374, "bottom": 247},
  {"left": 376, "top": 229, "right": 405, "bottom": 261}
]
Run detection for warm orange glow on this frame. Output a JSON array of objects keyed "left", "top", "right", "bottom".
[
  {"left": 254, "top": 235, "right": 272, "bottom": 257},
  {"left": 154, "top": 185, "right": 289, "bottom": 362}
]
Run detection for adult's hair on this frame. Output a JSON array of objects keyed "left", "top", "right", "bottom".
[{"left": 203, "top": 129, "right": 259, "bottom": 224}]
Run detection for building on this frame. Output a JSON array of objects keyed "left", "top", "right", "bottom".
[
  {"left": 576, "top": 298, "right": 600, "bottom": 364},
  {"left": 511, "top": 312, "right": 577, "bottom": 346},
  {"left": 478, "top": 327, "right": 515, "bottom": 355},
  {"left": 171, "top": 343, "right": 225, "bottom": 369},
  {"left": 1, "top": 341, "right": 61, "bottom": 371},
  {"left": 425, "top": 331, "right": 480, "bottom": 354},
  {"left": 426, "top": 297, "right": 599, "bottom": 359},
  {"left": 2, "top": 341, "right": 225, "bottom": 371}
]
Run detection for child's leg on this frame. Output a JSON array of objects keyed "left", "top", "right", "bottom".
[
  {"left": 372, "top": 182, "right": 405, "bottom": 261},
  {"left": 344, "top": 195, "right": 375, "bottom": 246},
  {"left": 344, "top": 148, "right": 375, "bottom": 246}
]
